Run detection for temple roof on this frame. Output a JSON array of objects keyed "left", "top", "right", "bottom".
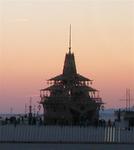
[
  {"left": 48, "top": 50, "right": 92, "bottom": 82},
  {"left": 41, "top": 84, "right": 64, "bottom": 91},
  {"left": 48, "top": 73, "right": 92, "bottom": 81},
  {"left": 41, "top": 84, "right": 97, "bottom": 92},
  {"left": 73, "top": 86, "right": 97, "bottom": 92}
]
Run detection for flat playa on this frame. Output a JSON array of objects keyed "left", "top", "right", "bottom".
[{"left": 0, "top": 143, "right": 134, "bottom": 150}]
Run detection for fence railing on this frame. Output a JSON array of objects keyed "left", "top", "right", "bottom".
[{"left": 0, "top": 125, "right": 134, "bottom": 143}]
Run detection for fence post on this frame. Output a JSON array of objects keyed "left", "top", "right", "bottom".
[
  {"left": 112, "top": 127, "right": 115, "bottom": 143},
  {"left": 118, "top": 127, "right": 121, "bottom": 143}
]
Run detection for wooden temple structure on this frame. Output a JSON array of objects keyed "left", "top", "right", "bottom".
[{"left": 40, "top": 27, "right": 103, "bottom": 125}]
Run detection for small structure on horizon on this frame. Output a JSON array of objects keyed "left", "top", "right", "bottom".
[
  {"left": 115, "top": 89, "right": 134, "bottom": 127},
  {"left": 40, "top": 26, "right": 103, "bottom": 125}
]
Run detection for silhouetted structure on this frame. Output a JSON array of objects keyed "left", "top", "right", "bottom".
[{"left": 40, "top": 26, "right": 103, "bottom": 125}]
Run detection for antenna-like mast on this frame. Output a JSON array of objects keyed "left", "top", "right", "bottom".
[
  {"left": 69, "top": 24, "right": 71, "bottom": 53},
  {"left": 120, "top": 88, "right": 133, "bottom": 111}
]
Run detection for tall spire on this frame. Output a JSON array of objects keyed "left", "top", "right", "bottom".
[{"left": 69, "top": 24, "right": 71, "bottom": 53}]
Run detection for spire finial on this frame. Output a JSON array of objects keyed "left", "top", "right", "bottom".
[{"left": 69, "top": 24, "right": 71, "bottom": 53}]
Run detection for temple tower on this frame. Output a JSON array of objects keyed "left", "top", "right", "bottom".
[{"left": 40, "top": 27, "right": 103, "bottom": 125}]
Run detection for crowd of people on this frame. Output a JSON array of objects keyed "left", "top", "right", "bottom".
[
  {"left": 0, "top": 114, "right": 117, "bottom": 127},
  {"left": 0, "top": 114, "right": 43, "bottom": 126}
]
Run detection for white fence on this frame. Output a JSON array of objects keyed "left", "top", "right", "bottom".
[{"left": 0, "top": 125, "right": 134, "bottom": 143}]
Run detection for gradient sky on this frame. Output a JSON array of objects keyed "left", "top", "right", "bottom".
[{"left": 0, "top": 0, "right": 134, "bottom": 113}]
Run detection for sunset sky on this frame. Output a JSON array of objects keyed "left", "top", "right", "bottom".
[{"left": 0, "top": 0, "right": 134, "bottom": 113}]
